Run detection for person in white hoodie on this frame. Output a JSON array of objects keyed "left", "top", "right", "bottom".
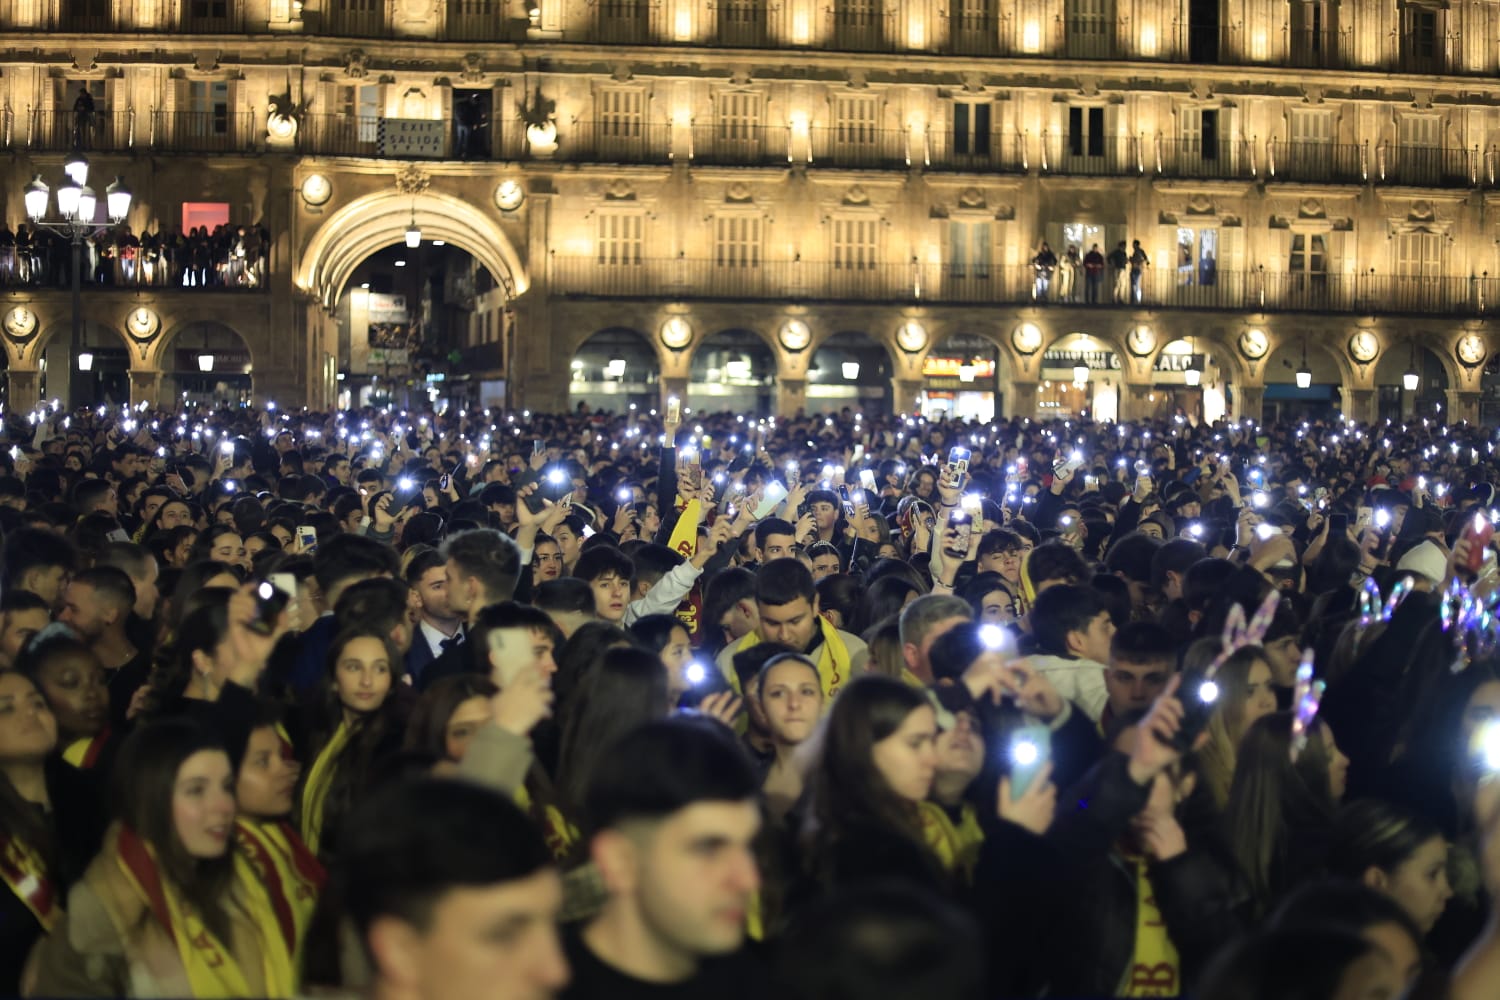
[{"left": 1022, "top": 583, "right": 1114, "bottom": 722}]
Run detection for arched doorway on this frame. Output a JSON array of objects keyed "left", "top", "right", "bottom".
[
  {"left": 569, "top": 328, "right": 658, "bottom": 415},
  {"left": 1264, "top": 337, "right": 1344, "bottom": 422},
  {"left": 1040, "top": 332, "right": 1123, "bottom": 420},
  {"left": 1375, "top": 343, "right": 1450, "bottom": 422},
  {"left": 1152, "top": 337, "right": 1224, "bottom": 424},
  {"left": 919, "top": 333, "right": 1002, "bottom": 421},
  {"left": 38, "top": 322, "right": 129, "bottom": 407},
  {"left": 161, "top": 322, "right": 253, "bottom": 408},
  {"left": 688, "top": 329, "right": 776, "bottom": 416},
  {"left": 807, "top": 332, "right": 893, "bottom": 416}
]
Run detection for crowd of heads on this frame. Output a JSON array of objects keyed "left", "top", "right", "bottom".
[{"left": 0, "top": 399, "right": 1499, "bottom": 997}]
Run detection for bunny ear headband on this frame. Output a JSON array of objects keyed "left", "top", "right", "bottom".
[
  {"left": 1203, "top": 590, "right": 1282, "bottom": 681},
  {"left": 1440, "top": 576, "right": 1500, "bottom": 673},
  {"left": 1357, "top": 575, "right": 1415, "bottom": 630},
  {"left": 1289, "top": 648, "right": 1326, "bottom": 764}
]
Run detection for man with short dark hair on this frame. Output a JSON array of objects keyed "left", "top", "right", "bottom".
[
  {"left": 717, "top": 558, "right": 866, "bottom": 699},
  {"left": 533, "top": 578, "right": 596, "bottom": 639},
  {"left": 1023, "top": 583, "right": 1113, "bottom": 721},
  {"left": 1, "top": 527, "right": 78, "bottom": 611},
  {"left": 336, "top": 778, "right": 570, "bottom": 1000},
  {"left": 287, "top": 533, "right": 402, "bottom": 697},
  {"left": 405, "top": 547, "right": 462, "bottom": 683},
  {"left": 899, "top": 594, "right": 972, "bottom": 685},
  {"left": 1104, "top": 621, "right": 1175, "bottom": 731},
  {"left": 0, "top": 590, "right": 50, "bottom": 669},
  {"left": 562, "top": 718, "right": 767, "bottom": 998},
  {"left": 58, "top": 565, "right": 147, "bottom": 725}
]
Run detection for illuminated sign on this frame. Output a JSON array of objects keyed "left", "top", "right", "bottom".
[{"left": 922, "top": 357, "right": 996, "bottom": 379}]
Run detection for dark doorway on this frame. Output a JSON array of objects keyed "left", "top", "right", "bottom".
[
  {"left": 1189, "top": 0, "right": 1219, "bottom": 62},
  {"left": 452, "top": 89, "right": 494, "bottom": 160}
]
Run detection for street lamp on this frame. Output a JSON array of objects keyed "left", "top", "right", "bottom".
[
  {"left": 404, "top": 207, "right": 420, "bottom": 249},
  {"left": 1403, "top": 341, "right": 1420, "bottom": 392},
  {"left": 23, "top": 163, "right": 131, "bottom": 408},
  {"left": 1184, "top": 336, "right": 1202, "bottom": 387},
  {"left": 1295, "top": 339, "right": 1312, "bottom": 389},
  {"left": 197, "top": 353, "right": 215, "bottom": 373}
]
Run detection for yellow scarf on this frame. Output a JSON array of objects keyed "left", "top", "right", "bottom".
[
  {"left": 62, "top": 730, "right": 110, "bottom": 769},
  {"left": 667, "top": 497, "right": 703, "bottom": 558},
  {"left": 234, "top": 819, "right": 325, "bottom": 972},
  {"left": 298, "top": 721, "right": 351, "bottom": 857},
  {"left": 513, "top": 784, "right": 580, "bottom": 862},
  {"left": 0, "top": 834, "right": 58, "bottom": 931},
  {"left": 116, "top": 826, "right": 296, "bottom": 998},
  {"left": 1119, "top": 852, "right": 1181, "bottom": 997},
  {"left": 919, "top": 802, "right": 985, "bottom": 884},
  {"left": 723, "top": 616, "right": 853, "bottom": 701}
]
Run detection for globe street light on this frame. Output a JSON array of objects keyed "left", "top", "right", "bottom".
[{"left": 23, "top": 163, "right": 132, "bottom": 407}]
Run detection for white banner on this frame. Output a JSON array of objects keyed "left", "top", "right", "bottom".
[{"left": 378, "top": 119, "right": 446, "bottom": 158}]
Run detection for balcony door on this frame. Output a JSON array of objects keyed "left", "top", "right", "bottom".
[
  {"left": 1394, "top": 230, "right": 1443, "bottom": 310},
  {"left": 1065, "top": 0, "right": 1113, "bottom": 58},
  {"left": 187, "top": 81, "right": 230, "bottom": 141},
  {"left": 1289, "top": 0, "right": 1338, "bottom": 67},
  {"left": 1288, "top": 232, "right": 1330, "bottom": 305},
  {"left": 1175, "top": 227, "right": 1218, "bottom": 286}
]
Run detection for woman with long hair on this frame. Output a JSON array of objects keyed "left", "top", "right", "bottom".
[
  {"left": 162, "top": 561, "right": 240, "bottom": 638},
  {"left": 1328, "top": 798, "right": 1453, "bottom": 937},
  {"left": 0, "top": 672, "right": 104, "bottom": 992},
  {"left": 1182, "top": 639, "right": 1279, "bottom": 809},
  {"left": 28, "top": 719, "right": 297, "bottom": 997},
  {"left": 296, "top": 628, "right": 405, "bottom": 861},
  {"left": 18, "top": 634, "right": 110, "bottom": 770},
  {"left": 403, "top": 674, "right": 498, "bottom": 769},
  {"left": 627, "top": 614, "right": 696, "bottom": 706},
  {"left": 1222, "top": 711, "right": 1349, "bottom": 914},
  {"left": 189, "top": 525, "right": 249, "bottom": 576},
  {"left": 797, "top": 674, "right": 945, "bottom": 896},
  {"left": 757, "top": 653, "right": 825, "bottom": 822}
]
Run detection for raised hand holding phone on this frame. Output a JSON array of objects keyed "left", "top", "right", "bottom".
[{"left": 998, "top": 760, "right": 1055, "bottom": 835}]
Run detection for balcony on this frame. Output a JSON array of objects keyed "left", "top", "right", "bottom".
[
  {"left": 561, "top": 120, "right": 673, "bottom": 164},
  {"left": 591, "top": 0, "right": 662, "bottom": 44},
  {"left": 27, "top": 109, "right": 137, "bottom": 153},
  {"left": 447, "top": 0, "right": 518, "bottom": 40},
  {"left": 1043, "top": 134, "right": 1141, "bottom": 176},
  {"left": 549, "top": 256, "right": 1500, "bottom": 317},
  {"left": 1152, "top": 137, "right": 1256, "bottom": 180},
  {"left": 941, "top": 13, "right": 1008, "bottom": 56},
  {"left": 150, "top": 111, "right": 256, "bottom": 153},
  {"left": 924, "top": 130, "right": 1027, "bottom": 173},
  {"left": 688, "top": 123, "right": 789, "bottom": 166},
  {"left": 1285, "top": 26, "right": 1354, "bottom": 69},
  {"left": 828, "top": 6, "right": 895, "bottom": 51},
  {"left": 710, "top": 0, "right": 771, "bottom": 45},
  {"left": 810, "top": 126, "right": 911, "bottom": 169},
  {"left": 1267, "top": 140, "right": 1366, "bottom": 184},
  {"left": 1376, "top": 144, "right": 1474, "bottom": 188}
]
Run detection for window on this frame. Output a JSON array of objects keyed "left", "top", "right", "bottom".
[
  {"left": 1067, "top": 106, "right": 1105, "bottom": 158},
  {"left": 1065, "top": 0, "right": 1112, "bottom": 57},
  {"left": 952, "top": 102, "right": 991, "bottom": 156},
  {"left": 1290, "top": 1, "right": 1337, "bottom": 66},
  {"left": 596, "top": 213, "right": 644, "bottom": 267},
  {"left": 1175, "top": 227, "right": 1218, "bottom": 286},
  {"left": 1395, "top": 231, "right": 1441, "bottom": 277},
  {"left": 717, "top": 92, "right": 761, "bottom": 140},
  {"left": 1404, "top": 7, "right": 1440, "bottom": 68},
  {"left": 599, "top": 89, "right": 644, "bottom": 140},
  {"left": 1288, "top": 233, "right": 1328, "bottom": 297},
  {"left": 714, "top": 216, "right": 762, "bottom": 268},
  {"left": 717, "top": 0, "right": 767, "bottom": 44},
  {"left": 182, "top": 202, "right": 230, "bottom": 231},
  {"left": 834, "top": 96, "right": 880, "bottom": 145},
  {"left": 188, "top": 81, "right": 229, "bottom": 135},
  {"left": 832, "top": 218, "right": 878, "bottom": 270},
  {"left": 191, "top": 0, "right": 229, "bottom": 17},
  {"left": 1178, "top": 107, "right": 1218, "bottom": 160},
  {"left": 948, "top": 221, "right": 992, "bottom": 279},
  {"left": 1289, "top": 110, "right": 1332, "bottom": 146}
]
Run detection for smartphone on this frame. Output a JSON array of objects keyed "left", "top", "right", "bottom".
[
  {"left": 838, "top": 484, "right": 854, "bottom": 517},
  {"left": 297, "top": 525, "right": 318, "bottom": 554},
  {"left": 860, "top": 469, "right": 877, "bottom": 491},
  {"left": 438, "top": 474, "right": 451, "bottom": 492},
  {"left": 666, "top": 396, "right": 681, "bottom": 424},
  {"left": 1254, "top": 523, "right": 1279, "bottom": 542},
  {"left": 532, "top": 439, "right": 545, "bottom": 457},
  {"left": 947, "top": 511, "right": 972, "bottom": 552},
  {"left": 1150, "top": 671, "right": 1216, "bottom": 753},
  {"left": 1328, "top": 513, "right": 1349, "bottom": 537},
  {"left": 1462, "top": 512, "right": 1495, "bottom": 576},
  {"left": 1055, "top": 451, "right": 1085, "bottom": 478},
  {"left": 248, "top": 580, "right": 290, "bottom": 636},
  {"left": 1008, "top": 725, "right": 1052, "bottom": 799},
  {"left": 269, "top": 573, "right": 298, "bottom": 601},
  {"left": 220, "top": 440, "right": 234, "bottom": 455},
  {"left": 756, "top": 482, "right": 788, "bottom": 519},
  {"left": 948, "top": 446, "right": 972, "bottom": 477},
  {"left": 486, "top": 628, "right": 532, "bottom": 687}
]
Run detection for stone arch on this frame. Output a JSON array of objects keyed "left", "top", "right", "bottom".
[
  {"left": 807, "top": 330, "right": 896, "bottom": 415},
  {"left": 917, "top": 328, "right": 1011, "bottom": 421},
  {"left": 35, "top": 320, "right": 132, "bottom": 406},
  {"left": 687, "top": 328, "right": 777, "bottom": 416},
  {"left": 568, "top": 327, "right": 660, "bottom": 415},
  {"left": 1265, "top": 333, "right": 1357, "bottom": 389},
  {"left": 297, "top": 189, "right": 529, "bottom": 308},
  {"left": 153, "top": 321, "right": 255, "bottom": 406}
]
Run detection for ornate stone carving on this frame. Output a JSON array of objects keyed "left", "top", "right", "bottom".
[
  {"left": 460, "top": 53, "right": 486, "bottom": 82},
  {"left": 346, "top": 49, "right": 369, "bottom": 79},
  {"left": 395, "top": 164, "right": 431, "bottom": 195}
]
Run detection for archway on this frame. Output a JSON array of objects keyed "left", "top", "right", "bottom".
[
  {"left": 688, "top": 329, "right": 776, "bottom": 416},
  {"left": 1264, "top": 337, "right": 1346, "bottom": 422},
  {"left": 807, "top": 331, "right": 893, "bottom": 416},
  {"left": 1151, "top": 337, "right": 1224, "bottom": 424},
  {"left": 37, "top": 322, "right": 129, "bottom": 408},
  {"left": 919, "top": 332, "right": 1003, "bottom": 421},
  {"left": 569, "top": 328, "right": 658, "bottom": 415},
  {"left": 1375, "top": 343, "right": 1450, "bottom": 422},
  {"left": 297, "top": 189, "right": 528, "bottom": 307},
  {"left": 1039, "top": 332, "right": 1124, "bottom": 420},
  {"left": 159, "top": 322, "right": 253, "bottom": 408}
]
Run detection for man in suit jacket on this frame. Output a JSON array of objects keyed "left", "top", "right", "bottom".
[
  {"left": 405, "top": 547, "right": 464, "bottom": 685},
  {"left": 418, "top": 528, "right": 523, "bottom": 692}
]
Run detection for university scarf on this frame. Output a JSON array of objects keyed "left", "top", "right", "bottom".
[
  {"left": 115, "top": 825, "right": 296, "bottom": 998},
  {"left": 1118, "top": 852, "right": 1181, "bottom": 997},
  {"left": 918, "top": 801, "right": 984, "bottom": 884},
  {"left": 233, "top": 819, "right": 325, "bottom": 970},
  {"left": 724, "top": 616, "right": 853, "bottom": 701},
  {"left": 297, "top": 721, "right": 351, "bottom": 857},
  {"left": 667, "top": 497, "right": 706, "bottom": 639},
  {"left": 513, "top": 783, "right": 580, "bottom": 862},
  {"left": 62, "top": 729, "right": 110, "bottom": 770},
  {"left": 0, "top": 833, "right": 58, "bottom": 931}
]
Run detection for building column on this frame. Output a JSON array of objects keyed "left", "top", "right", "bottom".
[
  {"left": 1117, "top": 382, "right": 1152, "bottom": 423},
  {"left": 661, "top": 375, "right": 688, "bottom": 414},
  {"left": 1237, "top": 385, "right": 1265, "bottom": 424},
  {"left": 776, "top": 377, "right": 807, "bottom": 417},
  {"left": 128, "top": 369, "right": 163, "bottom": 409},
  {"left": 892, "top": 378, "right": 922, "bottom": 417},
  {"left": 1451, "top": 389, "right": 1481, "bottom": 425},
  {"left": 1346, "top": 388, "right": 1377, "bottom": 425},
  {"left": 7, "top": 369, "right": 39, "bottom": 414},
  {"left": 1009, "top": 381, "right": 1038, "bottom": 419}
]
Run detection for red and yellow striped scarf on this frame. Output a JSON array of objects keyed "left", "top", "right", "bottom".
[
  {"left": 0, "top": 833, "right": 58, "bottom": 931},
  {"left": 233, "top": 819, "right": 324, "bottom": 970}
]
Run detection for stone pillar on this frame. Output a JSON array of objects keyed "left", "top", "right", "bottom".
[
  {"left": 1451, "top": 389, "right": 1481, "bottom": 425},
  {"left": 1010, "top": 381, "right": 1038, "bottom": 419},
  {"left": 777, "top": 377, "right": 807, "bottom": 417},
  {"left": 1237, "top": 385, "right": 1266, "bottom": 424},
  {"left": 892, "top": 378, "right": 923, "bottom": 417},
  {"left": 128, "top": 369, "right": 163, "bottom": 409},
  {"left": 1346, "top": 388, "right": 1377, "bottom": 425},
  {"left": 7, "top": 369, "right": 39, "bottom": 414},
  {"left": 661, "top": 376, "right": 688, "bottom": 414},
  {"left": 1117, "top": 383, "right": 1152, "bottom": 422}
]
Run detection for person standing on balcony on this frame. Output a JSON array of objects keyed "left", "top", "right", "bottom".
[
  {"left": 72, "top": 85, "right": 95, "bottom": 150},
  {"left": 117, "top": 227, "right": 139, "bottom": 286},
  {"left": 1108, "top": 240, "right": 1129, "bottom": 302},
  {"left": 1057, "top": 245, "right": 1080, "bottom": 303},
  {"left": 1129, "top": 239, "right": 1150, "bottom": 303},
  {"left": 456, "top": 93, "right": 485, "bottom": 159},
  {"left": 1083, "top": 243, "right": 1105, "bottom": 304},
  {"left": 1032, "top": 242, "right": 1057, "bottom": 301}
]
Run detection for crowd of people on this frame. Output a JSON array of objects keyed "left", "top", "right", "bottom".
[
  {"left": 0, "top": 222, "right": 270, "bottom": 289},
  {"left": 0, "top": 400, "right": 1497, "bottom": 997}
]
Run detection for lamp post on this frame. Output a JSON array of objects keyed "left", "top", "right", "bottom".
[{"left": 23, "top": 154, "right": 132, "bottom": 408}]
